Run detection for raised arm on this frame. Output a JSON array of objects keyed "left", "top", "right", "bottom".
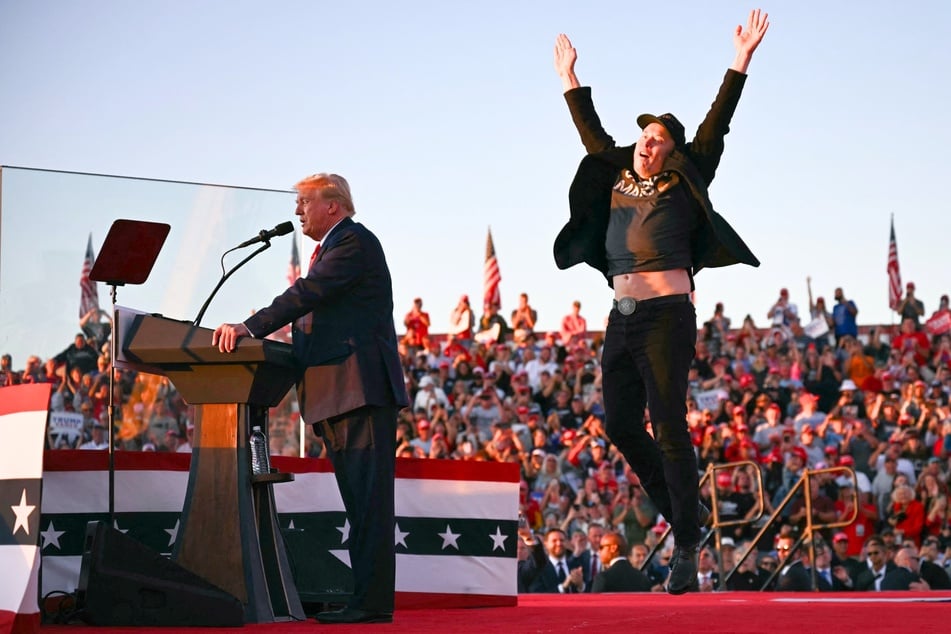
[
  {"left": 731, "top": 9, "right": 770, "bottom": 74},
  {"left": 555, "top": 33, "right": 617, "bottom": 154},
  {"left": 688, "top": 9, "right": 770, "bottom": 183},
  {"left": 554, "top": 33, "right": 580, "bottom": 93}
]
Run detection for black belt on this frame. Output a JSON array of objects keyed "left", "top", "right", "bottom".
[{"left": 612, "top": 294, "right": 690, "bottom": 315}]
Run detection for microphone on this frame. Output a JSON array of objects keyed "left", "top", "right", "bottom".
[
  {"left": 193, "top": 221, "right": 294, "bottom": 326},
  {"left": 236, "top": 221, "right": 294, "bottom": 248}
]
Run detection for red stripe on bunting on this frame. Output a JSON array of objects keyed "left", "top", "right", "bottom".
[{"left": 0, "top": 384, "right": 51, "bottom": 417}]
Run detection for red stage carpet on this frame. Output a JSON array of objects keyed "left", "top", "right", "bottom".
[{"left": 40, "top": 592, "right": 951, "bottom": 633}]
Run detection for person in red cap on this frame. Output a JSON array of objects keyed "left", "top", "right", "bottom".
[
  {"left": 752, "top": 401, "right": 784, "bottom": 452},
  {"left": 892, "top": 316, "right": 931, "bottom": 366},
  {"left": 831, "top": 474, "right": 878, "bottom": 559},
  {"left": 401, "top": 297, "right": 431, "bottom": 350},
  {"left": 830, "top": 531, "right": 865, "bottom": 581},
  {"left": 448, "top": 294, "right": 474, "bottom": 341},
  {"left": 770, "top": 446, "right": 807, "bottom": 514},
  {"left": 551, "top": 10, "right": 769, "bottom": 595},
  {"left": 896, "top": 281, "right": 925, "bottom": 328},
  {"left": 560, "top": 300, "right": 588, "bottom": 347},
  {"left": 768, "top": 287, "right": 799, "bottom": 328}
]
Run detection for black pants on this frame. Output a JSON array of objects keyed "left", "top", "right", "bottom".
[
  {"left": 601, "top": 302, "right": 700, "bottom": 547},
  {"left": 316, "top": 404, "right": 398, "bottom": 612}
]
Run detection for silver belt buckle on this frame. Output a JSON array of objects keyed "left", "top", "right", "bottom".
[{"left": 617, "top": 296, "right": 637, "bottom": 315}]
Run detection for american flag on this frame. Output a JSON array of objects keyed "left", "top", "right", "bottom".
[
  {"left": 483, "top": 228, "right": 501, "bottom": 310},
  {"left": 79, "top": 234, "right": 100, "bottom": 319},
  {"left": 287, "top": 231, "right": 301, "bottom": 286},
  {"left": 887, "top": 216, "right": 901, "bottom": 310}
]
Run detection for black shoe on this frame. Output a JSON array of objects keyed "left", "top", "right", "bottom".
[
  {"left": 666, "top": 545, "right": 699, "bottom": 595},
  {"left": 316, "top": 607, "right": 393, "bottom": 624}
]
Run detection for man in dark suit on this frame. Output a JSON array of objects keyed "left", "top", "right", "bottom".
[
  {"left": 213, "top": 173, "right": 408, "bottom": 624},
  {"left": 919, "top": 537, "right": 951, "bottom": 590},
  {"left": 811, "top": 542, "right": 850, "bottom": 591},
  {"left": 517, "top": 524, "right": 547, "bottom": 593},
  {"left": 775, "top": 535, "right": 812, "bottom": 591},
  {"left": 574, "top": 523, "right": 605, "bottom": 592},
  {"left": 592, "top": 531, "right": 651, "bottom": 592},
  {"left": 854, "top": 535, "right": 895, "bottom": 591},
  {"left": 882, "top": 544, "right": 934, "bottom": 590},
  {"left": 527, "top": 528, "right": 585, "bottom": 593}
]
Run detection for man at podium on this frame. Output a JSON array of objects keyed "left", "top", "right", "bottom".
[{"left": 213, "top": 172, "right": 409, "bottom": 625}]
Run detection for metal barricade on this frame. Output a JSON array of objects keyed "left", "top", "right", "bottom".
[{"left": 727, "top": 465, "right": 859, "bottom": 591}]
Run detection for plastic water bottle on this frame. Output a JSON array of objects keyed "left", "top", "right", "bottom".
[{"left": 250, "top": 425, "right": 270, "bottom": 475}]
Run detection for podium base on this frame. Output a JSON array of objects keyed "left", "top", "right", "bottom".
[{"left": 76, "top": 521, "right": 244, "bottom": 627}]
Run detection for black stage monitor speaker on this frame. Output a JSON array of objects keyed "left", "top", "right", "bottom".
[{"left": 76, "top": 521, "right": 244, "bottom": 627}]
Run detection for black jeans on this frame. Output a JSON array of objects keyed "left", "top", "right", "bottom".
[{"left": 601, "top": 301, "right": 700, "bottom": 547}]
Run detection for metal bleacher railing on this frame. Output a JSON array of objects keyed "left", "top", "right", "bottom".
[{"left": 642, "top": 462, "right": 859, "bottom": 591}]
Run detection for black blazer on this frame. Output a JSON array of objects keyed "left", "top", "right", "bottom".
[
  {"left": 575, "top": 549, "right": 598, "bottom": 592},
  {"left": 776, "top": 560, "right": 812, "bottom": 591},
  {"left": 592, "top": 559, "right": 652, "bottom": 593},
  {"left": 518, "top": 542, "right": 549, "bottom": 593},
  {"left": 527, "top": 555, "right": 580, "bottom": 593},
  {"left": 554, "top": 70, "right": 759, "bottom": 286},
  {"left": 244, "top": 217, "right": 409, "bottom": 423},
  {"left": 854, "top": 561, "right": 896, "bottom": 591},
  {"left": 920, "top": 560, "right": 951, "bottom": 590},
  {"left": 881, "top": 566, "right": 922, "bottom": 591}
]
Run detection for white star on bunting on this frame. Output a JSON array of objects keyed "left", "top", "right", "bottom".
[
  {"left": 437, "top": 524, "right": 461, "bottom": 550},
  {"left": 40, "top": 521, "right": 66, "bottom": 550},
  {"left": 336, "top": 518, "right": 351, "bottom": 543},
  {"left": 11, "top": 489, "right": 35, "bottom": 536},
  {"left": 395, "top": 523, "right": 409, "bottom": 548},
  {"left": 489, "top": 526, "right": 508, "bottom": 552},
  {"left": 165, "top": 519, "right": 180, "bottom": 548}
]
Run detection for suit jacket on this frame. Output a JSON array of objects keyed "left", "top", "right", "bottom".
[
  {"left": 575, "top": 548, "right": 599, "bottom": 592},
  {"left": 527, "top": 555, "right": 580, "bottom": 593},
  {"left": 244, "top": 217, "right": 409, "bottom": 423},
  {"left": 920, "top": 560, "right": 951, "bottom": 590},
  {"left": 554, "top": 70, "right": 759, "bottom": 287},
  {"left": 811, "top": 568, "right": 848, "bottom": 592},
  {"left": 854, "top": 561, "right": 897, "bottom": 591},
  {"left": 881, "top": 566, "right": 922, "bottom": 591},
  {"left": 726, "top": 569, "right": 771, "bottom": 592},
  {"left": 517, "top": 542, "right": 549, "bottom": 593},
  {"left": 776, "top": 560, "right": 812, "bottom": 591},
  {"left": 591, "top": 559, "right": 652, "bottom": 593}
]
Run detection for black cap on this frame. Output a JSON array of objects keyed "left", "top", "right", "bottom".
[{"left": 636, "top": 113, "right": 686, "bottom": 147}]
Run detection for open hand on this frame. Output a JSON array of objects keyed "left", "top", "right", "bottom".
[{"left": 734, "top": 9, "right": 769, "bottom": 56}]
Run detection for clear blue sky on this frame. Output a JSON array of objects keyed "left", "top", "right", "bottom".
[{"left": 2, "top": 1, "right": 949, "bottom": 364}]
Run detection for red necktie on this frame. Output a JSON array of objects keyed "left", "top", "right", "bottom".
[{"left": 309, "top": 244, "right": 321, "bottom": 267}]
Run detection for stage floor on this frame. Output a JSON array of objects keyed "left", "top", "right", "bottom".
[{"left": 39, "top": 591, "right": 951, "bottom": 633}]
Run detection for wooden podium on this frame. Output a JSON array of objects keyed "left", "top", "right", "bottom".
[{"left": 115, "top": 306, "right": 305, "bottom": 623}]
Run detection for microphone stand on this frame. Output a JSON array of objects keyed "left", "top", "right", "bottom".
[{"left": 194, "top": 241, "right": 273, "bottom": 327}]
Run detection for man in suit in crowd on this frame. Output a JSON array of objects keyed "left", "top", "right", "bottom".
[
  {"left": 517, "top": 522, "right": 547, "bottom": 593},
  {"left": 882, "top": 543, "right": 933, "bottom": 590},
  {"left": 592, "top": 531, "right": 652, "bottom": 592},
  {"left": 213, "top": 173, "right": 408, "bottom": 624},
  {"left": 919, "top": 536, "right": 951, "bottom": 590},
  {"left": 527, "top": 528, "right": 585, "bottom": 593},
  {"left": 854, "top": 535, "right": 895, "bottom": 591},
  {"left": 775, "top": 534, "right": 812, "bottom": 591},
  {"left": 574, "top": 523, "right": 605, "bottom": 591}
]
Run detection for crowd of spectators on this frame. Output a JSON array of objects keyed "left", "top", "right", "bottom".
[{"left": 3, "top": 285, "right": 951, "bottom": 592}]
